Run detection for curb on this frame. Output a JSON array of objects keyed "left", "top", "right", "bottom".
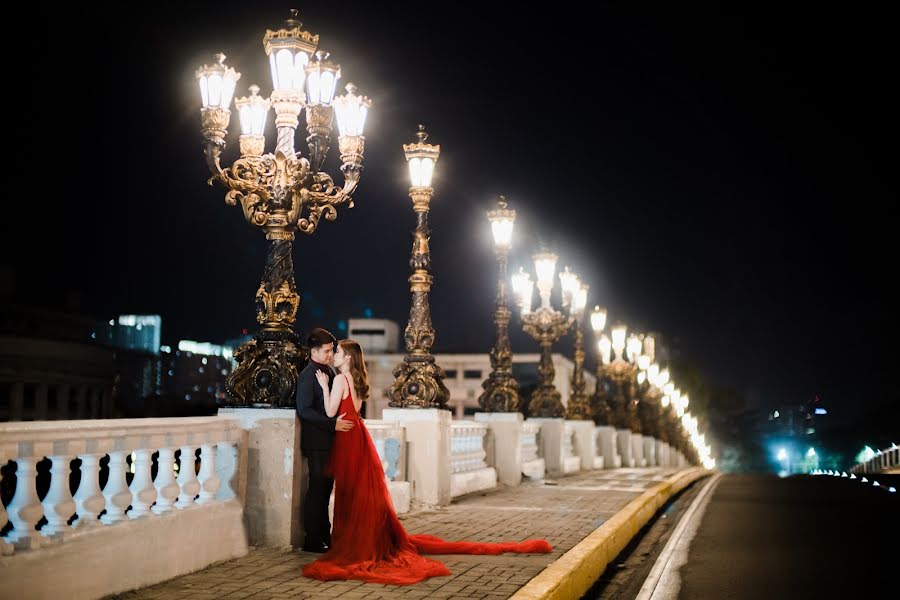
[{"left": 509, "top": 467, "right": 713, "bottom": 600}]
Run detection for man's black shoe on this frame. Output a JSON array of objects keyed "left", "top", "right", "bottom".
[{"left": 301, "top": 541, "right": 329, "bottom": 553}]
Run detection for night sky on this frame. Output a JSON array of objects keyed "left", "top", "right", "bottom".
[{"left": 7, "top": 4, "right": 896, "bottom": 459}]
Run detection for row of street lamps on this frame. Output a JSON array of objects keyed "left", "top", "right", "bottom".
[
  {"left": 194, "top": 11, "right": 713, "bottom": 468},
  {"left": 480, "top": 198, "right": 713, "bottom": 468}
]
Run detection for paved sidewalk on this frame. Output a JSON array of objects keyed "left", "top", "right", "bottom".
[{"left": 110, "top": 468, "right": 680, "bottom": 600}]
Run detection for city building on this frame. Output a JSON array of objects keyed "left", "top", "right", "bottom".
[
  {"left": 98, "top": 315, "right": 162, "bottom": 354},
  {"left": 348, "top": 318, "right": 595, "bottom": 419},
  {"left": 0, "top": 305, "right": 115, "bottom": 421}
]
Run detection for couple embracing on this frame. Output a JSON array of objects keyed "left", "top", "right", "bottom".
[{"left": 296, "top": 328, "right": 551, "bottom": 585}]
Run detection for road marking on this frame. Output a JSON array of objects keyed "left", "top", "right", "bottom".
[{"left": 635, "top": 472, "right": 723, "bottom": 600}]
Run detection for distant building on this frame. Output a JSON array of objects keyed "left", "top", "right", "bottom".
[
  {"left": 99, "top": 315, "right": 162, "bottom": 354},
  {"left": 350, "top": 319, "right": 595, "bottom": 420},
  {"left": 163, "top": 341, "right": 233, "bottom": 404},
  {"left": 0, "top": 305, "right": 115, "bottom": 421},
  {"left": 348, "top": 319, "right": 400, "bottom": 353},
  {"left": 94, "top": 339, "right": 234, "bottom": 419}
]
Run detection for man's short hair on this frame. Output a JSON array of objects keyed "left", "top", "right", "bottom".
[{"left": 307, "top": 328, "right": 336, "bottom": 349}]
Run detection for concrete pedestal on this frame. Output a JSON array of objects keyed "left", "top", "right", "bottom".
[
  {"left": 655, "top": 440, "right": 669, "bottom": 468},
  {"left": 631, "top": 433, "right": 646, "bottom": 467},
  {"left": 528, "top": 418, "right": 567, "bottom": 477},
  {"left": 643, "top": 436, "right": 657, "bottom": 467},
  {"left": 567, "top": 420, "right": 598, "bottom": 471},
  {"left": 382, "top": 408, "right": 451, "bottom": 509},
  {"left": 616, "top": 428, "right": 634, "bottom": 468},
  {"left": 475, "top": 412, "right": 523, "bottom": 487},
  {"left": 595, "top": 426, "right": 620, "bottom": 469},
  {"left": 218, "top": 408, "right": 300, "bottom": 548}
]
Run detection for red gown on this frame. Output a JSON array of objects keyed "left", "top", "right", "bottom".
[{"left": 302, "top": 375, "right": 552, "bottom": 585}]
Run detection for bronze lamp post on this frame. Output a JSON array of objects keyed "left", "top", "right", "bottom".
[
  {"left": 387, "top": 126, "right": 450, "bottom": 409},
  {"left": 511, "top": 252, "right": 574, "bottom": 418},
  {"left": 563, "top": 277, "right": 591, "bottom": 420},
  {"left": 478, "top": 196, "right": 521, "bottom": 412},
  {"left": 195, "top": 10, "right": 371, "bottom": 407}
]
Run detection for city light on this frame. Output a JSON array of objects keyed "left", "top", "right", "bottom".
[
  {"left": 814, "top": 408, "right": 827, "bottom": 415},
  {"left": 807, "top": 448, "right": 816, "bottom": 457},
  {"left": 856, "top": 446, "right": 876, "bottom": 463}
]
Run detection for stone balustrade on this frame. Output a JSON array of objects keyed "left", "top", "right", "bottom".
[
  {"left": 521, "top": 420, "right": 545, "bottom": 480},
  {"left": 449, "top": 421, "right": 497, "bottom": 497},
  {"left": 0, "top": 417, "right": 248, "bottom": 600},
  {"left": 364, "top": 419, "right": 410, "bottom": 513},
  {"left": 849, "top": 445, "right": 900, "bottom": 474}
]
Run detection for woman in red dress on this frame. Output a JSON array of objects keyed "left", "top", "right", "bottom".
[{"left": 302, "top": 339, "right": 552, "bottom": 585}]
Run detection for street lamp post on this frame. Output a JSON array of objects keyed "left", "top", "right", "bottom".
[
  {"left": 478, "top": 197, "right": 521, "bottom": 412},
  {"left": 512, "top": 252, "right": 574, "bottom": 418},
  {"left": 565, "top": 282, "right": 591, "bottom": 419},
  {"left": 196, "top": 10, "right": 371, "bottom": 407},
  {"left": 636, "top": 341, "right": 661, "bottom": 437},
  {"left": 387, "top": 126, "right": 450, "bottom": 409},
  {"left": 590, "top": 307, "right": 613, "bottom": 425},
  {"left": 604, "top": 324, "right": 641, "bottom": 431}
]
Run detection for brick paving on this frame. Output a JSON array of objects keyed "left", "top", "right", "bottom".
[{"left": 109, "top": 468, "right": 679, "bottom": 600}]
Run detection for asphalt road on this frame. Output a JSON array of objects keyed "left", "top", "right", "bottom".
[
  {"left": 679, "top": 474, "right": 896, "bottom": 599},
  {"left": 588, "top": 473, "right": 897, "bottom": 599}
]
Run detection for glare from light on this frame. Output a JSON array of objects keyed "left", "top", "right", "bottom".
[
  {"left": 777, "top": 448, "right": 788, "bottom": 461},
  {"left": 807, "top": 448, "right": 816, "bottom": 457},
  {"left": 773, "top": 410, "right": 780, "bottom": 418}
]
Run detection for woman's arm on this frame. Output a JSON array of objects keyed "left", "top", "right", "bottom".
[{"left": 317, "top": 371, "right": 345, "bottom": 418}]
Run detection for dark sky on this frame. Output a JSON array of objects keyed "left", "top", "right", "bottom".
[{"left": 7, "top": 4, "right": 896, "bottom": 450}]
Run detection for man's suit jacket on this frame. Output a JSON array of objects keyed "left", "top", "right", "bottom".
[{"left": 296, "top": 361, "right": 336, "bottom": 452}]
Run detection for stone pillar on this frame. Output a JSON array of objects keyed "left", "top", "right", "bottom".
[
  {"left": 474, "top": 412, "right": 523, "bottom": 487},
  {"left": 89, "top": 388, "right": 100, "bottom": 418},
  {"left": 382, "top": 408, "right": 451, "bottom": 509},
  {"left": 566, "top": 420, "right": 597, "bottom": 470},
  {"left": 595, "top": 426, "right": 620, "bottom": 469},
  {"left": 631, "top": 433, "right": 645, "bottom": 467},
  {"left": 643, "top": 436, "right": 657, "bottom": 467},
  {"left": 75, "top": 386, "right": 87, "bottom": 419},
  {"left": 528, "top": 418, "right": 566, "bottom": 477},
  {"left": 35, "top": 383, "right": 48, "bottom": 421},
  {"left": 10, "top": 382, "right": 24, "bottom": 421},
  {"left": 655, "top": 440, "right": 669, "bottom": 468},
  {"left": 616, "top": 428, "right": 633, "bottom": 468},
  {"left": 57, "top": 385, "right": 70, "bottom": 420},
  {"left": 218, "top": 408, "right": 302, "bottom": 548}
]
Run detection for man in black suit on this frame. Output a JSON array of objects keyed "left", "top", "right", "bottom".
[{"left": 296, "top": 328, "right": 354, "bottom": 553}]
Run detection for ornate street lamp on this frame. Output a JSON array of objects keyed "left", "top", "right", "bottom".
[
  {"left": 513, "top": 252, "right": 575, "bottom": 418},
  {"left": 387, "top": 126, "right": 450, "bottom": 409},
  {"left": 196, "top": 10, "right": 372, "bottom": 407},
  {"left": 565, "top": 282, "right": 592, "bottom": 419},
  {"left": 636, "top": 337, "right": 662, "bottom": 437},
  {"left": 604, "top": 324, "right": 641, "bottom": 431},
  {"left": 590, "top": 306, "right": 612, "bottom": 424},
  {"left": 478, "top": 196, "right": 521, "bottom": 412}
]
